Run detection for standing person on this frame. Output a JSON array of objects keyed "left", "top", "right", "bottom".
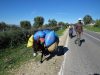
[
  {"left": 74, "top": 18, "right": 83, "bottom": 45},
  {"left": 69, "top": 25, "right": 73, "bottom": 38}
]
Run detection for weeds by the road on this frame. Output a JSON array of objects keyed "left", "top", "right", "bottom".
[
  {"left": 84, "top": 26, "right": 100, "bottom": 32},
  {"left": 56, "top": 28, "right": 66, "bottom": 36},
  {"left": 0, "top": 44, "right": 34, "bottom": 75}
]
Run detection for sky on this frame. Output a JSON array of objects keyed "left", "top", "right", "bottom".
[{"left": 0, "top": 0, "right": 100, "bottom": 25}]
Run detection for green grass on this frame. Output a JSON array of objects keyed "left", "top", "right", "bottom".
[
  {"left": 56, "top": 28, "right": 66, "bottom": 36},
  {"left": 0, "top": 44, "right": 34, "bottom": 75},
  {"left": 84, "top": 26, "right": 100, "bottom": 32},
  {"left": 34, "top": 55, "right": 42, "bottom": 62}
]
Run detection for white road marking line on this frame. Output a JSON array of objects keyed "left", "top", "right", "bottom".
[
  {"left": 58, "top": 30, "right": 69, "bottom": 75},
  {"left": 84, "top": 32, "right": 100, "bottom": 42}
]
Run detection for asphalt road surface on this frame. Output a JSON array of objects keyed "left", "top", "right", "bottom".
[{"left": 61, "top": 30, "right": 100, "bottom": 75}]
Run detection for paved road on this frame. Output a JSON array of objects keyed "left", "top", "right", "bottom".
[{"left": 62, "top": 30, "right": 100, "bottom": 75}]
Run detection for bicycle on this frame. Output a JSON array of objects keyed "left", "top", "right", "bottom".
[
  {"left": 74, "top": 32, "right": 82, "bottom": 46},
  {"left": 75, "top": 38, "right": 81, "bottom": 46}
]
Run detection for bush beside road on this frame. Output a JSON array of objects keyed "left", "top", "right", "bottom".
[{"left": 84, "top": 25, "right": 100, "bottom": 32}]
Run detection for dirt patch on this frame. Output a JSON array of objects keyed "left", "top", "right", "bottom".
[{"left": 10, "top": 29, "right": 68, "bottom": 75}]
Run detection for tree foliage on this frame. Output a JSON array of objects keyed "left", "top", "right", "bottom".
[
  {"left": 10, "top": 25, "right": 20, "bottom": 30},
  {"left": 48, "top": 19, "right": 57, "bottom": 26},
  {"left": 0, "top": 22, "right": 7, "bottom": 31},
  {"left": 58, "top": 22, "right": 65, "bottom": 26},
  {"left": 65, "top": 23, "right": 69, "bottom": 26},
  {"left": 83, "top": 15, "right": 93, "bottom": 25},
  {"left": 94, "top": 19, "right": 100, "bottom": 27},
  {"left": 20, "top": 21, "right": 31, "bottom": 29},
  {"left": 33, "top": 16, "right": 44, "bottom": 27}
]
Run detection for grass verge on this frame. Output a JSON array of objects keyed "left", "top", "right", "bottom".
[
  {"left": 84, "top": 26, "right": 100, "bottom": 32},
  {"left": 0, "top": 44, "right": 34, "bottom": 75},
  {"left": 56, "top": 28, "right": 66, "bottom": 36}
]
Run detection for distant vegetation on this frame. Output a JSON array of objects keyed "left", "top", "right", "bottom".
[
  {"left": 83, "top": 15, "right": 93, "bottom": 25},
  {"left": 33, "top": 16, "right": 44, "bottom": 28},
  {"left": 94, "top": 19, "right": 100, "bottom": 27},
  {"left": 83, "top": 15, "right": 100, "bottom": 32},
  {"left": 20, "top": 21, "right": 31, "bottom": 29},
  {"left": 84, "top": 25, "right": 100, "bottom": 32},
  {"left": 0, "top": 16, "right": 68, "bottom": 49}
]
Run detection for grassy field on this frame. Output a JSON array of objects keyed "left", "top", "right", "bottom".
[
  {"left": 84, "top": 25, "right": 100, "bottom": 32},
  {"left": 0, "top": 44, "right": 34, "bottom": 75},
  {"left": 0, "top": 28, "right": 66, "bottom": 75}
]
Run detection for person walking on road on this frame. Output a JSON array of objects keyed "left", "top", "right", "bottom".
[
  {"left": 74, "top": 18, "right": 83, "bottom": 46},
  {"left": 69, "top": 25, "right": 73, "bottom": 38}
]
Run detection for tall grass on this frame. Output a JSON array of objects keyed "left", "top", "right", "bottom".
[{"left": 84, "top": 25, "right": 100, "bottom": 32}]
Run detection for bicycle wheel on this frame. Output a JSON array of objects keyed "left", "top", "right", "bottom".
[{"left": 78, "top": 38, "right": 81, "bottom": 46}]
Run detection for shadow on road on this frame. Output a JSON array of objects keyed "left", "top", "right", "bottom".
[
  {"left": 89, "top": 73, "right": 100, "bottom": 75},
  {"left": 57, "top": 46, "right": 69, "bottom": 56},
  {"left": 69, "top": 34, "right": 76, "bottom": 39},
  {"left": 79, "top": 39, "right": 85, "bottom": 46},
  {"left": 46, "top": 46, "right": 69, "bottom": 61}
]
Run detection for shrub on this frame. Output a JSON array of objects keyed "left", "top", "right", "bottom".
[
  {"left": 0, "top": 26, "right": 61, "bottom": 49},
  {"left": 94, "top": 19, "right": 100, "bottom": 27},
  {"left": 0, "top": 29, "right": 29, "bottom": 49}
]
